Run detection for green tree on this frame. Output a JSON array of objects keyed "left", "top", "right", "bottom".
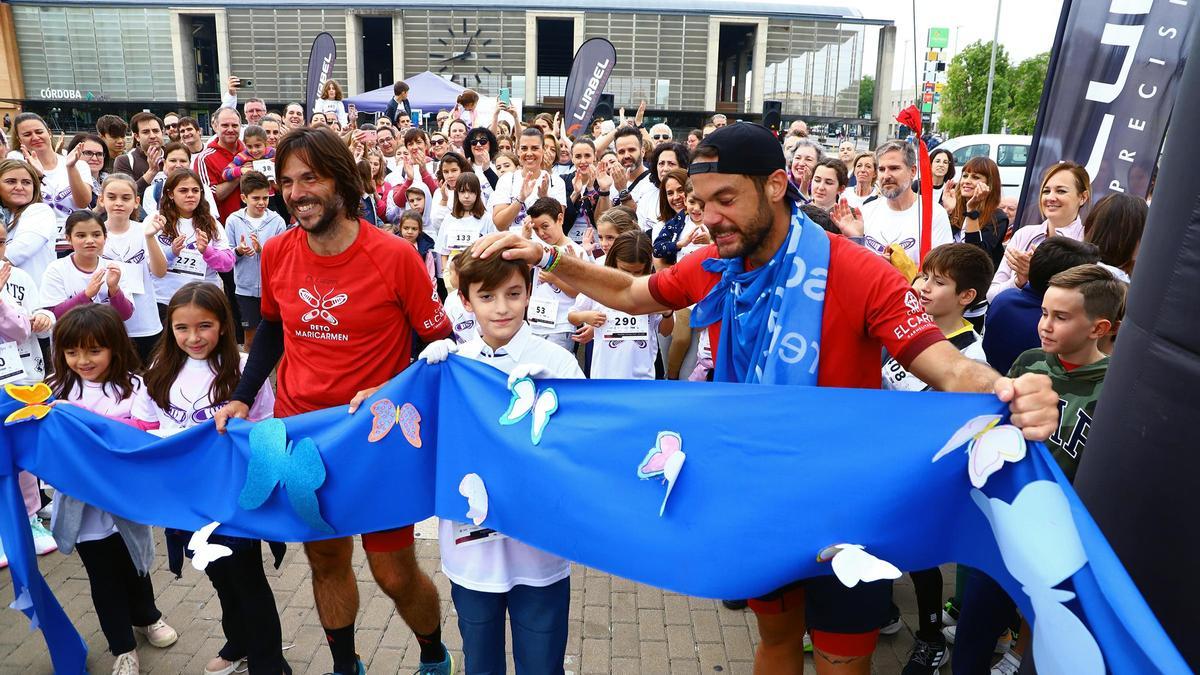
[
  {"left": 858, "top": 75, "right": 875, "bottom": 118},
  {"left": 939, "top": 41, "right": 1012, "bottom": 138},
  {"left": 1007, "top": 52, "right": 1050, "bottom": 134}
]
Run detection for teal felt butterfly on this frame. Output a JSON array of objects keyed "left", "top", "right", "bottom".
[
  {"left": 237, "top": 418, "right": 333, "bottom": 534},
  {"left": 499, "top": 377, "right": 558, "bottom": 445}
]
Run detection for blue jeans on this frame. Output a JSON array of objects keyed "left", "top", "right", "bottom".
[{"left": 450, "top": 577, "right": 570, "bottom": 675}]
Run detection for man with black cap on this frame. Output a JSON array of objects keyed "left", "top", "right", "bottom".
[{"left": 471, "top": 122, "right": 1060, "bottom": 675}]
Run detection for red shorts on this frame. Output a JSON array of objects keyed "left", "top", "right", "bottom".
[
  {"left": 748, "top": 576, "right": 890, "bottom": 657},
  {"left": 360, "top": 525, "right": 416, "bottom": 552}
]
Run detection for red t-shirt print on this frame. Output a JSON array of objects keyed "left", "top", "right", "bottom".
[
  {"left": 260, "top": 220, "right": 451, "bottom": 416},
  {"left": 648, "top": 234, "right": 945, "bottom": 389}
]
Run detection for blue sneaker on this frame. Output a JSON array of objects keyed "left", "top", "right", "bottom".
[{"left": 416, "top": 647, "right": 453, "bottom": 674}]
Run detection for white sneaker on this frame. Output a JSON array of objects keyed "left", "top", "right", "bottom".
[
  {"left": 990, "top": 651, "right": 1022, "bottom": 675},
  {"left": 941, "top": 625, "right": 1013, "bottom": 653},
  {"left": 29, "top": 515, "right": 57, "bottom": 555},
  {"left": 134, "top": 618, "right": 178, "bottom": 648},
  {"left": 204, "top": 656, "right": 245, "bottom": 675},
  {"left": 112, "top": 650, "right": 139, "bottom": 675}
]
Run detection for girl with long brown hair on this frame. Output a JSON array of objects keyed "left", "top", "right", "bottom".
[
  {"left": 150, "top": 169, "right": 234, "bottom": 314},
  {"left": 944, "top": 155, "right": 1009, "bottom": 268},
  {"left": 132, "top": 282, "right": 287, "bottom": 675},
  {"left": 48, "top": 304, "right": 180, "bottom": 674},
  {"left": 0, "top": 158, "right": 56, "bottom": 284}
]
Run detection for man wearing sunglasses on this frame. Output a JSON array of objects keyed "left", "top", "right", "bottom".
[
  {"left": 649, "top": 123, "right": 674, "bottom": 148},
  {"left": 163, "top": 112, "right": 181, "bottom": 142}
]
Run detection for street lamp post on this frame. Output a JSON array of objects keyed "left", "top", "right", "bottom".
[{"left": 982, "top": 0, "right": 1002, "bottom": 133}]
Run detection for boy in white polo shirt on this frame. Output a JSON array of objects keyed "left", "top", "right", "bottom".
[{"left": 418, "top": 241, "right": 581, "bottom": 674}]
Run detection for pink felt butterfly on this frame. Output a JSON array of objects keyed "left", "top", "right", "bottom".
[
  {"left": 367, "top": 399, "right": 422, "bottom": 447},
  {"left": 638, "top": 431, "right": 682, "bottom": 477},
  {"left": 638, "top": 431, "right": 686, "bottom": 517}
]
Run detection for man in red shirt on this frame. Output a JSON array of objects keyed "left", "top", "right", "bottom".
[
  {"left": 194, "top": 106, "right": 246, "bottom": 223},
  {"left": 474, "top": 123, "right": 1060, "bottom": 675},
  {"left": 215, "top": 127, "right": 454, "bottom": 675}
]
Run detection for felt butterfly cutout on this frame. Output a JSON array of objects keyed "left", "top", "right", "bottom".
[
  {"left": 237, "top": 418, "right": 334, "bottom": 534},
  {"left": 499, "top": 376, "right": 558, "bottom": 445},
  {"left": 637, "top": 431, "right": 686, "bottom": 517},
  {"left": 8, "top": 587, "right": 38, "bottom": 631},
  {"left": 932, "top": 414, "right": 1026, "bottom": 488},
  {"left": 972, "top": 482, "right": 1103, "bottom": 675},
  {"left": 459, "top": 473, "right": 488, "bottom": 526},
  {"left": 817, "top": 543, "right": 902, "bottom": 588},
  {"left": 367, "top": 399, "right": 422, "bottom": 446},
  {"left": 187, "top": 522, "right": 233, "bottom": 571},
  {"left": 298, "top": 287, "right": 348, "bottom": 325},
  {"left": 4, "top": 382, "right": 53, "bottom": 425}
]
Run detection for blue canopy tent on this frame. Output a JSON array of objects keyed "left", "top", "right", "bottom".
[{"left": 344, "top": 71, "right": 465, "bottom": 113}]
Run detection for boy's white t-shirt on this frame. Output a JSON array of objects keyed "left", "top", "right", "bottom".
[
  {"left": 52, "top": 377, "right": 150, "bottom": 543},
  {"left": 434, "top": 212, "right": 496, "bottom": 257},
  {"left": 441, "top": 322, "right": 583, "bottom": 592},
  {"left": 39, "top": 254, "right": 116, "bottom": 309},
  {"left": 0, "top": 265, "right": 50, "bottom": 384},
  {"left": 132, "top": 353, "right": 274, "bottom": 436},
  {"left": 528, "top": 239, "right": 589, "bottom": 336},
  {"left": 152, "top": 217, "right": 231, "bottom": 303},
  {"left": 102, "top": 223, "right": 164, "bottom": 338},
  {"left": 860, "top": 197, "right": 953, "bottom": 265},
  {"left": 444, "top": 291, "right": 478, "bottom": 343},
  {"left": 882, "top": 321, "right": 986, "bottom": 392},
  {"left": 571, "top": 294, "right": 661, "bottom": 380}
]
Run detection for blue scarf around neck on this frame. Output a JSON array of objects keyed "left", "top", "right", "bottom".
[{"left": 690, "top": 202, "right": 830, "bottom": 385}]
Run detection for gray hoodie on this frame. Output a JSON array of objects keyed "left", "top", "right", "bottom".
[{"left": 225, "top": 207, "right": 287, "bottom": 296}]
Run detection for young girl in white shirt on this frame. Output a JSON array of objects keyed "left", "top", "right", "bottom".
[
  {"left": 98, "top": 173, "right": 167, "bottom": 361},
  {"left": 40, "top": 210, "right": 135, "bottom": 323},
  {"left": 47, "top": 304, "right": 179, "bottom": 674},
  {"left": 132, "top": 282, "right": 286, "bottom": 675},
  {"left": 569, "top": 230, "right": 673, "bottom": 379},
  {"left": 151, "top": 170, "right": 234, "bottom": 316},
  {"left": 435, "top": 172, "right": 495, "bottom": 270}
]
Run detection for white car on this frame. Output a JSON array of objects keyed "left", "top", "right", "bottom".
[{"left": 934, "top": 134, "right": 1032, "bottom": 197}]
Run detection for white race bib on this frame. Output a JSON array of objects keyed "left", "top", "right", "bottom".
[
  {"left": 446, "top": 222, "right": 478, "bottom": 251},
  {"left": 453, "top": 521, "right": 507, "bottom": 547},
  {"left": 251, "top": 159, "right": 275, "bottom": 181},
  {"left": 170, "top": 248, "right": 207, "bottom": 278},
  {"left": 55, "top": 219, "right": 68, "bottom": 246},
  {"left": 602, "top": 311, "right": 649, "bottom": 341},
  {"left": 527, "top": 296, "right": 558, "bottom": 328},
  {"left": 0, "top": 342, "right": 28, "bottom": 385}
]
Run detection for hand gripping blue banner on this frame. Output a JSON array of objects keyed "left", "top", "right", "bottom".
[{"left": 0, "top": 357, "right": 1188, "bottom": 674}]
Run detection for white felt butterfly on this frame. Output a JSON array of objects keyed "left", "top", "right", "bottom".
[
  {"left": 933, "top": 414, "right": 1027, "bottom": 488},
  {"left": 499, "top": 376, "right": 558, "bottom": 445},
  {"left": 187, "top": 521, "right": 233, "bottom": 572},
  {"left": 972, "top": 482, "right": 1103, "bottom": 675},
  {"left": 459, "top": 473, "right": 489, "bottom": 526},
  {"left": 817, "top": 544, "right": 902, "bottom": 588}
]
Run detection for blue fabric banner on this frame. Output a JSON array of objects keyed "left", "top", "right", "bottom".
[{"left": 0, "top": 357, "right": 1188, "bottom": 673}]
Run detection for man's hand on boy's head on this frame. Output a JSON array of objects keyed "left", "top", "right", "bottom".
[{"left": 994, "top": 373, "right": 1060, "bottom": 441}]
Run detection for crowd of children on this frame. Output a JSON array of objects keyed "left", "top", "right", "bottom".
[{"left": 0, "top": 101, "right": 1144, "bottom": 675}]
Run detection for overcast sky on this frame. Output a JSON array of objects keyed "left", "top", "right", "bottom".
[{"left": 850, "top": 0, "right": 1065, "bottom": 86}]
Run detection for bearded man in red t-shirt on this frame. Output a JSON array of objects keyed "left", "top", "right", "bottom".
[
  {"left": 215, "top": 127, "right": 453, "bottom": 675},
  {"left": 473, "top": 123, "right": 1060, "bottom": 675}
]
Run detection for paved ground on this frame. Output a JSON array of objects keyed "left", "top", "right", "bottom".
[{"left": 0, "top": 519, "right": 953, "bottom": 674}]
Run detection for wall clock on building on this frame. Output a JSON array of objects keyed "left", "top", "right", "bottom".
[{"left": 429, "top": 19, "right": 502, "bottom": 87}]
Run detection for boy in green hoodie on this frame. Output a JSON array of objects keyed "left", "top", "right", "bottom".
[{"left": 1009, "top": 264, "right": 1127, "bottom": 481}]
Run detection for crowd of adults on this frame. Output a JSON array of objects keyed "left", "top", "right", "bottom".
[{"left": 0, "top": 71, "right": 1148, "bottom": 675}]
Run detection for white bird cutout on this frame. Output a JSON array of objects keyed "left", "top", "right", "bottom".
[
  {"left": 817, "top": 544, "right": 902, "bottom": 588},
  {"left": 459, "top": 473, "right": 489, "bottom": 526}
]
